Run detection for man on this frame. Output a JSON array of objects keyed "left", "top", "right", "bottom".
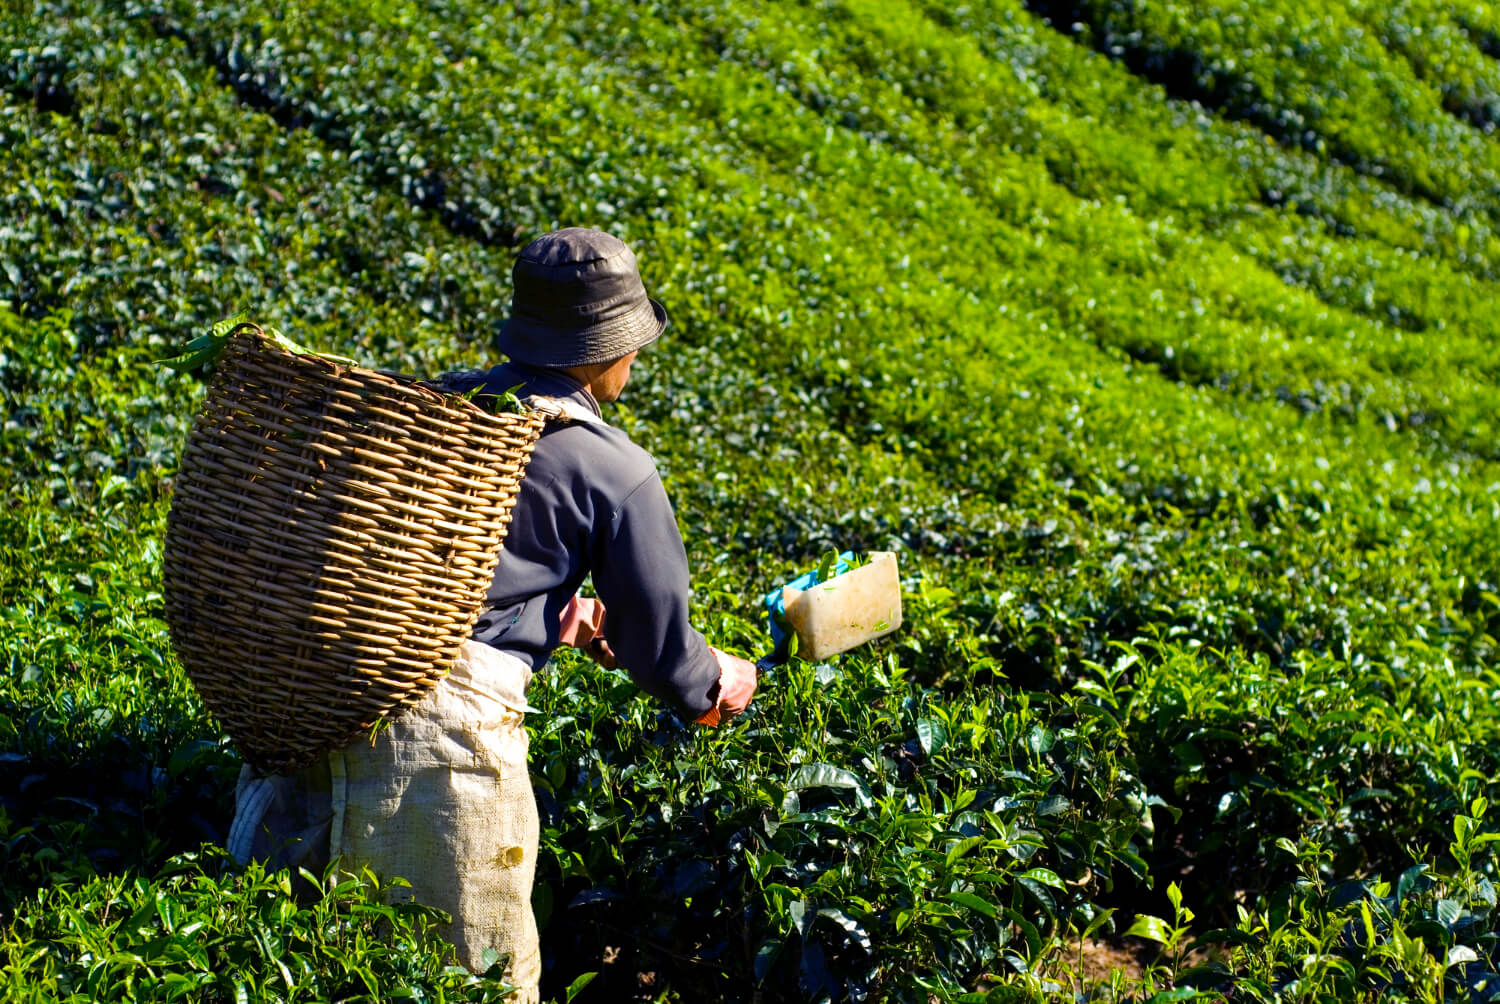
[
  {"left": 231, "top": 229, "right": 762, "bottom": 1002},
  {"left": 229, "top": 228, "right": 757, "bottom": 1002},
  {"left": 463, "top": 226, "right": 759, "bottom": 728},
  {"left": 432, "top": 225, "right": 768, "bottom": 996}
]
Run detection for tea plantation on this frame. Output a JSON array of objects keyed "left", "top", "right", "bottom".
[{"left": 3, "top": 0, "right": 1499, "bottom": 999}]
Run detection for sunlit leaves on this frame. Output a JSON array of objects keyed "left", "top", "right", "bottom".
[{"left": 3, "top": 0, "right": 1500, "bottom": 999}]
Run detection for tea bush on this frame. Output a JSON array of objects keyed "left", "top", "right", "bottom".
[
  {"left": 3, "top": 0, "right": 1499, "bottom": 999},
  {"left": 1023, "top": 0, "right": 1500, "bottom": 213},
  {"left": 2, "top": 850, "right": 520, "bottom": 1001}
]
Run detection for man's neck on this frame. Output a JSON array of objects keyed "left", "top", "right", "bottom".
[
  {"left": 558, "top": 363, "right": 607, "bottom": 401},
  {"left": 508, "top": 362, "right": 602, "bottom": 415}
]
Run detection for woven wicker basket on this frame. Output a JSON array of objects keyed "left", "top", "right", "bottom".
[{"left": 163, "top": 325, "right": 547, "bottom": 774}]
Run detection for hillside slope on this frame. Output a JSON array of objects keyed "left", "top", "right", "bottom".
[{"left": 2, "top": 0, "right": 1498, "bottom": 999}]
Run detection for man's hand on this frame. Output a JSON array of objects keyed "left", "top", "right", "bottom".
[
  {"left": 587, "top": 636, "right": 618, "bottom": 670},
  {"left": 696, "top": 647, "right": 758, "bottom": 726}
]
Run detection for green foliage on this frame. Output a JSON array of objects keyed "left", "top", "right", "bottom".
[
  {"left": 158, "top": 311, "right": 249, "bottom": 372},
  {"left": 1035, "top": 0, "right": 1500, "bottom": 215},
  {"left": 526, "top": 632, "right": 1156, "bottom": 999},
  {"left": 1185, "top": 800, "right": 1500, "bottom": 1002},
  {"left": 160, "top": 312, "right": 355, "bottom": 373},
  {"left": 2, "top": 0, "right": 1499, "bottom": 1000},
  {"left": 0, "top": 850, "right": 517, "bottom": 1001}
]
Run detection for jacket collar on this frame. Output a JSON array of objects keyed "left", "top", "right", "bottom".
[{"left": 487, "top": 362, "right": 603, "bottom": 419}]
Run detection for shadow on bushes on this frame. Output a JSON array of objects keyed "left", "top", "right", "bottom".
[{"left": 0, "top": 708, "right": 237, "bottom": 911}]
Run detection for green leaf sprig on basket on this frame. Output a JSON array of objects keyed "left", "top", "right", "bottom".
[
  {"left": 161, "top": 312, "right": 356, "bottom": 373},
  {"left": 459, "top": 381, "right": 529, "bottom": 415}
]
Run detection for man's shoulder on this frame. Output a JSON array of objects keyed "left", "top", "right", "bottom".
[{"left": 535, "top": 419, "right": 658, "bottom": 496}]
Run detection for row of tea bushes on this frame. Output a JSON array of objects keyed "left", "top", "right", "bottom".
[
  {"left": 668, "top": 0, "right": 1500, "bottom": 449},
  {"left": 1346, "top": 0, "right": 1500, "bottom": 135},
  {"left": 1027, "top": 0, "right": 1500, "bottom": 214},
  {"left": 85, "top": 0, "right": 1499, "bottom": 481},
  {"left": 924, "top": 0, "right": 1500, "bottom": 275}
]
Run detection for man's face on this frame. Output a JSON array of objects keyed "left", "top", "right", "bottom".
[{"left": 595, "top": 350, "right": 638, "bottom": 402}]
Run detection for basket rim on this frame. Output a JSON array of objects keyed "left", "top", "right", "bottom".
[{"left": 228, "top": 324, "right": 537, "bottom": 425}]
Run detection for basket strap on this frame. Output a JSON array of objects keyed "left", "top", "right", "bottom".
[{"left": 524, "top": 395, "right": 605, "bottom": 426}]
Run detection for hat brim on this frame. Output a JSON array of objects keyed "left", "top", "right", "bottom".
[{"left": 496, "top": 297, "right": 668, "bottom": 368}]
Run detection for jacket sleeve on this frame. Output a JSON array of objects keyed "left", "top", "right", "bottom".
[{"left": 590, "top": 470, "right": 720, "bottom": 717}]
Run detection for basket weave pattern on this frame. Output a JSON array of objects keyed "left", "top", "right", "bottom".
[{"left": 163, "top": 328, "right": 546, "bottom": 774}]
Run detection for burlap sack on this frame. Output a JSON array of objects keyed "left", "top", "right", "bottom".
[{"left": 230, "top": 640, "right": 541, "bottom": 1001}]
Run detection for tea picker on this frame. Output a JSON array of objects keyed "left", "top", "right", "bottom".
[{"left": 164, "top": 229, "right": 755, "bottom": 1003}]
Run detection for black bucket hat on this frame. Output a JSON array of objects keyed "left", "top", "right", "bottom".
[{"left": 496, "top": 228, "right": 669, "bottom": 368}]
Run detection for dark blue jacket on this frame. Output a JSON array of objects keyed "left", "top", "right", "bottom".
[{"left": 442, "top": 362, "right": 719, "bottom": 717}]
